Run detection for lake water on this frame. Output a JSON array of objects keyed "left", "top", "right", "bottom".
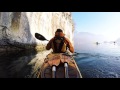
[
  {"left": 0, "top": 50, "right": 51, "bottom": 78},
  {"left": 74, "top": 43, "right": 120, "bottom": 78},
  {"left": 1, "top": 42, "right": 120, "bottom": 78}
]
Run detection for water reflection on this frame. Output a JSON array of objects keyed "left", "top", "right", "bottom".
[
  {"left": 0, "top": 50, "right": 51, "bottom": 78},
  {"left": 76, "top": 42, "right": 120, "bottom": 56},
  {"left": 74, "top": 43, "right": 120, "bottom": 78}
]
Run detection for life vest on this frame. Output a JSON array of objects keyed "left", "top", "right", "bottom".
[{"left": 51, "top": 37, "right": 67, "bottom": 53}]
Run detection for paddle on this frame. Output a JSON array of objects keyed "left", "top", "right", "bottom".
[{"left": 35, "top": 33, "right": 49, "bottom": 41}]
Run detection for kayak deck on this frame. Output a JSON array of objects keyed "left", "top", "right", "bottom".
[{"left": 37, "top": 53, "right": 82, "bottom": 78}]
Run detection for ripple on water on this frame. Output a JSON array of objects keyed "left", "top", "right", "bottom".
[{"left": 74, "top": 52, "right": 120, "bottom": 78}]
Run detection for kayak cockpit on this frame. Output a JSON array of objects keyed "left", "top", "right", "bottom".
[{"left": 37, "top": 53, "right": 82, "bottom": 78}]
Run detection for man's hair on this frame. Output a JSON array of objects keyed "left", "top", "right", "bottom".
[{"left": 56, "top": 29, "right": 63, "bottom": 32}]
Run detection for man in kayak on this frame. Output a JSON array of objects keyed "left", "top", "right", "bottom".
[
  {"left": 46, "top": 29, "right": 74, "bottom": 54},
  {"left": 36, "top": 29, "right": 82, "bottom": 78}
]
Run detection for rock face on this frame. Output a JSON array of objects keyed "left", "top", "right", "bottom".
[{"left": 0, "top": 12, "right": 74, "bottom": 51}]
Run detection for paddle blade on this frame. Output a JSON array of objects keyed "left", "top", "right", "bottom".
[{"left": 35, "top": 33, "right": 49, "bottom": 41}]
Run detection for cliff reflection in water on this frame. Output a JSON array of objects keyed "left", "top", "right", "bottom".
[{"left": 0, "top": 50, "right": 51, "bottom": 78}]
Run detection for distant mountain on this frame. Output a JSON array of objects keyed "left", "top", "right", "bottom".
[
  {"left": 116, "top": 38, "right": 120, "bottom": 45},
  {"left": 74, "top": 31, "right": 107, "bottom": 44},
  {"left": 73, "top": 31, "right": 110, "bottom": 50}
]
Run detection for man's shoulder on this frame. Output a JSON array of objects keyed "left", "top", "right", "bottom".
[
  {"left": 64, "top": 37, "right": 70, "bottom": 41},
  {"left": 51, "top": 37, "right": 55, "bottom": 40},
  {"left": 49, "top": 37, "right": 55, "bottom": 43}
]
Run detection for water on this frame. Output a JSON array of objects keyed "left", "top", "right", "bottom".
[
  {"left": 1, "top": 42, "right": 120, "bottom": 78},
  {"left": 0, "top": 50, "right": 51, "bottom": 78},
  {"left": 74, "top": 43, "right": 120, "bottom": 78}
]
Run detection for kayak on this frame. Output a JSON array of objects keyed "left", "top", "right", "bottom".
[{"left": 36, "top": 53, "right": 82, "bottom": 78}]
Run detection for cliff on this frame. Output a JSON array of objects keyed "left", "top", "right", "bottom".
[{"left": 0, "top": 12, "right": 74, "bottom": 51}]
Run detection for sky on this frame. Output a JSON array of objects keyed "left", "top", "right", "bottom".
[{"left": 72, "top": 12, "right": 120, "bottom": 41}]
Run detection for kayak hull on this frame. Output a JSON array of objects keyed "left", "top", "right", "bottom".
[{"left": 37, "top": 53, "right": 82, "bottom": 78}]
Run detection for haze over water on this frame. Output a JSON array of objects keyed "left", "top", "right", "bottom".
[{"left": 72, "top": 12, "right": 120, "bottom": 78}]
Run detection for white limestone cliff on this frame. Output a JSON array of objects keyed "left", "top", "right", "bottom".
[{"left": 0, "top": 12, "right": 74, "bottom": 51}]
